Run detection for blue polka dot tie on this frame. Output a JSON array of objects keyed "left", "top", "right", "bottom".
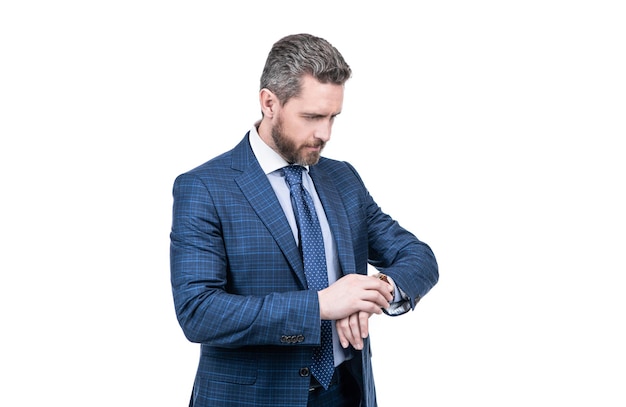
[{"left": 283, "top": 165, "right": 334, "bottom": 389}]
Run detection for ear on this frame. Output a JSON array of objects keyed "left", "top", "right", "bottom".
[{"left": 259, "top": 88, "right": 278, "bottom": 118}]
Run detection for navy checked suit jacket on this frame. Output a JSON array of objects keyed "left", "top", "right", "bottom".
[{"left": 170, "top": 133, "right": 438, "bottom": 407}]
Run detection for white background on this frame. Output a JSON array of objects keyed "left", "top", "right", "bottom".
[{"left": 1, "top": 1, "right": 625, "bottom": 405}]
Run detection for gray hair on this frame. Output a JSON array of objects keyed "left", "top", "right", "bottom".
[{"left": 260, "top": 33, "right": 352, "bottom": 105}]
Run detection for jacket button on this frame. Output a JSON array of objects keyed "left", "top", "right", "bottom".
[
  {"left": 299, "top": 367, "right": 310, "bottom": 377},
  {"left": 296, "top": 335, "right": 305, "bottom": 342}
]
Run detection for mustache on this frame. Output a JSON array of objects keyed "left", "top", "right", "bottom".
[{"left": 308, "top": 140, "right": 326, "bottom": 148}]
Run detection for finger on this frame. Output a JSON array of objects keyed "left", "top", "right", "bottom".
[
  {"left": 336, "top": 318, "right": 352, "bottom": 349},
  {"left": 358, "top": 292, "right": 390, "bottom": 311},
  {"left": 358, "top": 312, "right": 370, "bottom": 339},
  {"left": 349, "top": 274, "right": 390, "bottom": 291},
  {"left": 379, "top": 283, "right": 394, "bottom": 302},
  {"left": 368, "top": 275, "right": 394, "bottom": 301},
  {"left": 386, "top": 275, "right": 396, "bottom": 294},
  {"left": 339, "top": 274, "right": 393, "bottom": 303},
  {"left": 348, "top": 313, "right": 363, "bottom": 350},
  {"left": 364, "top": 280, "right": 394, "bottom": 302}
]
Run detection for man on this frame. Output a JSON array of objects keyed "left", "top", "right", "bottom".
[{"left": 170, "top": 33, "right": 438, "bottom": 407}]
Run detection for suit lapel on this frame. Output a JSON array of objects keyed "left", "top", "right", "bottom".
[
  {"left": 232, "top": 135, "right": 308, "bottom": 289},
  {"left": 309, "top": 165, "right": 357, "bottom": 276}
]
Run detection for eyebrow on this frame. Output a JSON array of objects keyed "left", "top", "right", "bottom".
[{"left": 302, "top": 112, "right": 342, "bottom": 119}]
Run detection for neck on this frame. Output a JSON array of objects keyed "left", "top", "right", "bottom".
[{"left": 256, "top": 118, "right": 273, "bottom": 147}]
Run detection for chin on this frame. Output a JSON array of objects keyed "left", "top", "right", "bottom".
[{"left": 300, "top": 155, "right": 321, "bottom": 166}]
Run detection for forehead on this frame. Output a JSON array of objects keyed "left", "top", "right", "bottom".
[{"left": 285, "top": 75, "right": 344, "bottom": 114}]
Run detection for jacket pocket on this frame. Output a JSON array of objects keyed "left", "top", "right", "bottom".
[{"left": 197, "top": 347, "right": 257, "bottom": 385}]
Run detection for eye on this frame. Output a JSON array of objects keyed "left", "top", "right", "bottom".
[{"left": 302, "top": 113, "right": 340, "bottom": 122}]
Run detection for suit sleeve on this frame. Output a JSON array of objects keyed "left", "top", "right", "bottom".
[
  {"left": 346, "top": 164, "right": 439, "bottom": 314},
  {"left": 170, "top": 172, "right": 321, "bottom": 346}
]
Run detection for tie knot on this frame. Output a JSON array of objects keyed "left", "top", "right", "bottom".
[{"left": 283, "top": 165, "right": 304, "bottom": 188}]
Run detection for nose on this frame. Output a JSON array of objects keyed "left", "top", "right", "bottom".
[{"left": 315, "top": 121, "right": 333, "bottom": 143}]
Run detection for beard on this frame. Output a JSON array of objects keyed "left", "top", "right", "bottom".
[{"left": 271, "top": 116, "right": 325, "bottom": 166}]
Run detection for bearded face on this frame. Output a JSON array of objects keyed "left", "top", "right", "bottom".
[
  {"left": 271, "top": 113, "right": 326, "bottom": 166},
  {"left": 262, "top": 75, "right": 343, "bottom": 166}
]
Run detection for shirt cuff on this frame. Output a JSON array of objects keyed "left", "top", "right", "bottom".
[{"left": 385, "top": 276, "right": 412, "bottom": 316}]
